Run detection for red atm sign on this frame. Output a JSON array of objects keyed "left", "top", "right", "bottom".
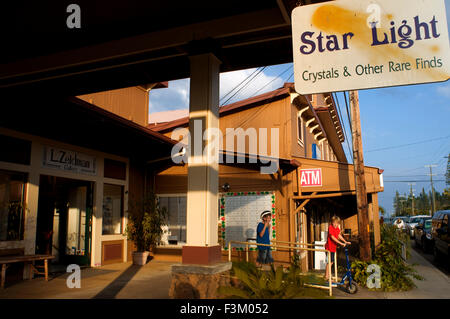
[{"left": 300, "top": 168, "right": 322, "bottom": 187}]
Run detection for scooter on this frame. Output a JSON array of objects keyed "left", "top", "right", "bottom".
[
  {"left": 331, "top": 246, "right": 358, "bottom": 294},
  {"left": 306, "top": 245, "right": 358, "bottom": 294}
]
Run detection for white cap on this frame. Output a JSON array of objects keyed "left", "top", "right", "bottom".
[{"left": 260, "top": 210, "right": 272, "bottom": 219}]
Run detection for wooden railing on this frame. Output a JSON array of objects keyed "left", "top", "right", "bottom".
[{"left": 227, "top": 240, "right": 338, "bottom": 296}]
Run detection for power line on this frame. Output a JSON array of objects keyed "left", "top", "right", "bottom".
[
  {"left": 384, "top": 174, "right": 445, "bottom": 177},
  {"left": 366, "top": 135, "right": 450, "bottom": 153},
  {"left": 251, "top": 65, "right": 292, "bottom": 97},
  {"left": 343, "top": 91, "right": 353, "bottom": 137},
  {"left": 221, "top": 66, "right": 296, "bottom": 137},
  {"left": 221, "top": 67, "right": 267, "bottom": 106},
  {"left": 285, "top": 72, "right": 294, "bottom": 83},
  {"left": 384, "top": 180, "right": 445, "bottom": 182},
  {"left": 333, "top": 92, "right": 352, "bottom": 161},
  {"left": 342, "top": 91, "right": 354, "bottom": 162},
  {"left": 220, "top": 67, "right": 262, "bottom": 103},
  {"left": 430, "top": 137, "right": 450, "bottom": 159}
]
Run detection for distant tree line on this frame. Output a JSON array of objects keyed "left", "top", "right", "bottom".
[
  {"left": 393, "top": 154, "right": 450, "bottom": 217},
  {"left": 392, "top": 188, "right": 449, "bottom": 217}
]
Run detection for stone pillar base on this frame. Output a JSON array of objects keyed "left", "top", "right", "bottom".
[
  {"left": 169, "top": 262, "right": 233, "bottom": 299},
  {"left": 182, "top": 245, "right": 222, "bottom": 265}
]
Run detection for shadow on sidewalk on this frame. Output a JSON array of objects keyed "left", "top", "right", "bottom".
[{"left": 93, "top": 264, "right": 142, "bottom": 299}]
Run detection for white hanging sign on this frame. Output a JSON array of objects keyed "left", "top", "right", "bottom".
[{"left": 291, "top": 0, "right": 450, "bottom": 94}]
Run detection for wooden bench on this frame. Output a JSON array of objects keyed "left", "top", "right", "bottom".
[{"left": 0, "top": 254, "right": 55, "bottom": 288}]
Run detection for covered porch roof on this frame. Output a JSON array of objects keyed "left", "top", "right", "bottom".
[
  {"left": 0, "top": 95, "right": 177, "bottom": 162},
  {"left": 1, "top": 0, "right": 328, "bottom": 96}
]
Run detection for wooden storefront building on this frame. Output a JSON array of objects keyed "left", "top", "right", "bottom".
[
  {"left": 150, "top": 83, "right": 384, "bottom": 269},
  {"left": 0, "top": 87, "right": 176, "bottom": 284}
]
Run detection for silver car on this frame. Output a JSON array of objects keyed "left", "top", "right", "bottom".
[{"left": 406, "top": 215, "right": 431, "bottom": 238}]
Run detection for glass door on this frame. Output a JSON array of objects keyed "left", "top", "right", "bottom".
[{"left": 63, "top": 183, "right": 93, "bottom": 266}]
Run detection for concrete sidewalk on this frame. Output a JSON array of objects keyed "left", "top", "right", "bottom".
[
  {"left": 0, "top": 260, "right": 173, "bottom": 299},
  {"left": 1, "top": 247, "right": 448, "bottom": 299},
  {"left": 334, "top": 246, "right": 450, "bottom": 299}
]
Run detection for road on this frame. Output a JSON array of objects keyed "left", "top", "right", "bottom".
[{"left": 410, "top": 238, "right": 449, "bottom": 278}]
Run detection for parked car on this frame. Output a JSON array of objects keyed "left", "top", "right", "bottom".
[
  {"left": 393, "top": 216, "right": 409, "bottom": 231},
  {"left": 414, "top": 218, "right": 433, "bottom": 253},
  {"left": 407, "top": 215, "right": 431, "bottom": 238},
  {"left": 431, "top": 210, "right": 450, "bottom": 265}
]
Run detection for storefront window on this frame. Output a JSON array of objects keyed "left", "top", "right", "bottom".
[
  {"left": 0, "top": 170, "right": 27, "bottom": 241},
  {"left": 158, "top": 196, "right": 186, "bottom": 245},
  {"left": 102, "top": 184, "right": 123, "bottom": 235}
]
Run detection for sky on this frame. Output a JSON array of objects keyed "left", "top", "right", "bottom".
[{"left": 149, "top": 1, "right": 450, "bottom": 217}]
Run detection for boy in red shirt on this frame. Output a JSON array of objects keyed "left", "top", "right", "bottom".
[{"left": 324, "top": 216, "right": 350, "bottom": 281}]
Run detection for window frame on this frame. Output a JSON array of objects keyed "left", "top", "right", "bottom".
[
  {"left": 0, "top": 169, "right": 28, "bottom": 242},
  {"left": 157, "top": 194, "right": 187, "bottom": 246},
  {"left": 297, "top": 112, "right": 304, "bottom": 147},
  {"left": 102, "top": 183, "right": 124, "bottom": 235}
]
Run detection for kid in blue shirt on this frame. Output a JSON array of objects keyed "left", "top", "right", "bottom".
[{"left": 256, "top": 210, "right": 274, "bottom": 266}]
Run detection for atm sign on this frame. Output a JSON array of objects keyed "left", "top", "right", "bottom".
[{"left": 300, "top": 168, "right": 322, "bottom": 187}]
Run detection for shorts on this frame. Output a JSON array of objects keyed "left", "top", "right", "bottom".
[
  {"left": 325, "top": 252, "right": 335, "bottom": 264},
  {"left": 257, "top": 249, "right": 274, "bottom": 264}
]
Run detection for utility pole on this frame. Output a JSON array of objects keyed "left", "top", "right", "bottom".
[
  {"left": 408, "top": 183, "right": 415, "bottom": 215},
  {"left": 349, "top": 90, "right": 371, "bottom": 262},
  {"left": 425, "top": 165, "right": 437, "bottom": 216},
  {"left": 445, "top": 155, "right": 450, "bottom": 187}
]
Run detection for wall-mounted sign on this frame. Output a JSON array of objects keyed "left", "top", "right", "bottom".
[
  {"left": 43, "top": 146, "right": 97, "bottom": 175},
  {"left": 291, "top": 0, "right": 450, "bottom": 94},
  {"left": 220, "top": 192, "right": 276, "bottom": 250},
  {"left": 300, "top": 168, "right": 322, "bottom": 187}
]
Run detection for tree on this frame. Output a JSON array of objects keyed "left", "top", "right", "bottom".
[
  {"left": 435, "top": 188, "right": 450, "bottom": 211},
  {"left": 379, "top": 206, "right": 386, "bottom": 216},
  {"left": 393, "top": 191, "right": 408, "bottom": 216},
  {"left": 443, "top": 188, "right": 450, "bottom": 210},
  {"left": 416, "top": 188, "right": 431, "bottom": 215}
]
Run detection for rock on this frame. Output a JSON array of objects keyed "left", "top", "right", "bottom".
[{"left": 169, "top": 272, "right": 239, "bottom": 299}]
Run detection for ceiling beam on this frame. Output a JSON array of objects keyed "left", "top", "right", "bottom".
[
  {"left": 1, "top": 8, "right": 287, "bottom": 85},
  {"left": 276, "top": 0, "right": 291, "bottom": 24}
]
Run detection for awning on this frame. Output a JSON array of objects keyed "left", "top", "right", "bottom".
[{"left": 0, "top": 95, "right": 177, "bottom": 162}]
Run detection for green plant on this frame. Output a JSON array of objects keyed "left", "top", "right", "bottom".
[
  {"left": 351, "top": 224, "right": 423, "bottom": 291},
  {"left": 290, "top": 252, "right": 302, "bottom": 270},
  {"left": 217, "top": 261, "right": 329, "bottom": 299},
  {"left": 125, "top": 193, "right": 167, "bottom": 252}
]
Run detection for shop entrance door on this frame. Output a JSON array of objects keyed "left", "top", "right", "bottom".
[{"left": 36, "top": 176, "right": 93, "bottom": 266}]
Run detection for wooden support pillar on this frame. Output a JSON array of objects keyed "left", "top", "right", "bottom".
[
  {"left": 372, "top": 193, "right": 381, "bottom": 247},
  {"left": 44, "top": 259, "right": 48, "bottom": 281},
  {"left": 1, "top": 264, "right": 6, "bottom": 289},
  {"left": 289, "top": 198, "right": 296, "bottom": 245},
  {"left": 301, "top": 209, "right": 308, "bottom": 271},
  {"left": 296, "top": 167, "right": 302, "bottom": 196},
  {"left": 350, "top": 90, "right": 371, "bottom": 261}
]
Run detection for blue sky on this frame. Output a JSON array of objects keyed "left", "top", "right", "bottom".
[{"left": 149, "top": 1, "right": 450, "bottom": 216}]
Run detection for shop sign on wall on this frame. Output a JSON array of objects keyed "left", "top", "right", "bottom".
[
  {"left": 300, "top": 168, "right": 322, "bottom": 187},
  {"left": 43, "top": 146, "right": 97, "bottom": 175}
]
